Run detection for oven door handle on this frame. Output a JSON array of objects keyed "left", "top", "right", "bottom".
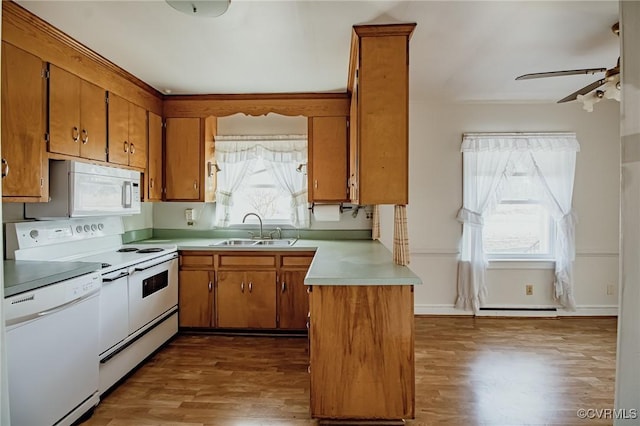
[
  {"left": 102, "top": 271, "right": 129, "bottom": 282},
  {"left": 133, "top": 255, "right": 178, "bottom": 272}
]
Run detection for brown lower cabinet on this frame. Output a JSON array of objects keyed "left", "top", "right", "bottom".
[
  {"left": 309, "top": 284, "right": 415, "bottom": 420},
  {"left": 178, "top": 251, "right": 314, "bottom": 330},
  {"left": 178, "top": 269, "right": 214, "bottom": 328},
  {"left": 217, "top": 270, "right": 276, "bottom": 328}
]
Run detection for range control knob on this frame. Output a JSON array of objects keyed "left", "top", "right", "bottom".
[
  {"left": 29, "top": 230, "right": 39, "bottom": 239},
  {"left": 91, "top": 224, "right": 97, "bottom": 231},
  {"left": 76, "top": 225, "right": 83, "bottom": 233},
  {"left": 83, "top": 225, "right": 90, "bottom": 232},
  {"left": 97, "top": 223, "right": 104, "bottom": 231}
]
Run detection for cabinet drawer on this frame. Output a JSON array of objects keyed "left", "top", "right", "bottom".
[
  {"left": 281, "top": 255, "right": 314, "bottom": 268},
  {"left": 180, "top": 254, "right": 214, "bottom": 268},
  {"left": 219, "top": 255, "right": 276, "bottom": 268}
]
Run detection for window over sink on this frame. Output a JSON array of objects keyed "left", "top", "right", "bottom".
[{"left": 214, "top": 135, "right": 309, "bottom": 229}]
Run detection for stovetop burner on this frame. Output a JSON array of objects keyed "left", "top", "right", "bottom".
[
  {"left": 101, "top": 263, "right": 111, "bottom": 269},
  {"left": 117, "top": 247, "right": 139, "bottom": 253},
  {"left": 136, "top": 248, "right": 164, "bottom": 254}
]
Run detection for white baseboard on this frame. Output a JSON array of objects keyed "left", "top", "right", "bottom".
[
  {"left": 414, "top": 304, "right": 473, "bottom": 316},
  {"left": 415, "top": 304, "right": 618, "bottom": 317},
  {"left": 558, "top": 305, "right": 619, "bottom": 316}
]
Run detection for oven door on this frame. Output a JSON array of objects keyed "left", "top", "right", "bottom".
[
  {"left": 128, "top": 253, "right": 178, "bottom": 335},
  {"left": 99, "top": 268, "right": 129, "bottom": 356}
]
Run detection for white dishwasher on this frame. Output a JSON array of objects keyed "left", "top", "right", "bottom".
[{"left": 4, "top": 270, "right": 101, "bottom": 426}]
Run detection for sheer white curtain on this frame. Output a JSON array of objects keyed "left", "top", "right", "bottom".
[
  {"left": 456, "top": 133, "right": 580, "bottom": 313},
  {"left": 456, "top": 145, "right": 513, "bottom": 311},
  {"left": 214, "top": 136, "right": 308, "bottom": 228},
  {"left": 262, "top": 138, "right": 309, "bottom": 228},
  {"left": 529, "top": 148, "right": 579, "bottom": 310},
  {"left": 214, "top": 140, "right": 258, "bottom": 227}
]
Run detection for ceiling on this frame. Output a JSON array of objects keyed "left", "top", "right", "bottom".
[{"left": 15, "top": 0, "right": 620, "bottom": 104}]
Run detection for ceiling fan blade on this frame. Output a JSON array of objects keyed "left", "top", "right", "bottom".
[
  {"left": 516, "top": 68, "right": 607, "bottom": 80},
  {"left": 557, "top": 78, "right": 607, "bottom": 103}
]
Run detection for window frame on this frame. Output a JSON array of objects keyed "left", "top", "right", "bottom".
[{"left": 484, "top": 172, "right": 556, "bottom": 262}]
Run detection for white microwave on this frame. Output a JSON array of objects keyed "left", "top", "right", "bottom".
[{"left": 26, "top": 160, "right": 141, "bottom": 219}]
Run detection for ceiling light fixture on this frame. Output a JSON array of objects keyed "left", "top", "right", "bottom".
[
  {"left": 576, "top": 73, "right": 621, "bottom": 112},
  {"left": 166, "top": 0, "right": 230, "bottom": 18}
]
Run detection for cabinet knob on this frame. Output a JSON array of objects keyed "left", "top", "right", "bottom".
[
  {"left": 208, "top": 281, "right": 212, "bottom": 292},
  {"left": 241, "top": 281, "right": 245, "bottom": 293},
  {"left": 314, "top": 180, "right": 318, "bottom": 189},
  {"left": 81, "top": 129, "right": 89, "bottom": 144},
  {"left": 193, "top": 181, "right": 198, "bottom": 190},
  {"left": 150, "top": 178, "right": 154, "bottom": 189},
  {"left": 130, "top": 143, "right": 135, "bottom": 154},
  {"left": 249, "top": 282, "right": 253, "bottom": 293},
  {"left": 281, "top": 282, "right": 286, "bottom": 293},
  {"left": 1, "top": 158, "right": 8, "bottom": 178},
  {"left": 72, "top": 127, "right": 79, "bottom": 143},
  {"left": 123, "top": 141, "right": 129, "bottom": 153}
]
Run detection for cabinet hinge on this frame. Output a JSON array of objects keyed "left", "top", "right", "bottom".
[
  {"left": 41, "top": 68, "right": 49, "bottom": 79},
  {"left": 105, "top": 93, "right": 109, "bottom": 104},
  {"left": 44, "top": 133, "right": 49, "bottom": 143},
  {"left": 162, "top": 121, "right": 167, "bottom": 128},
  {"left": 40, "top": 178, "right": 44, "bottom": 187}
]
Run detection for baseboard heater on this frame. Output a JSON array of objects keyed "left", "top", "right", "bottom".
[{"left": 480, "top": 307, "right": 557, "bottom": 312}]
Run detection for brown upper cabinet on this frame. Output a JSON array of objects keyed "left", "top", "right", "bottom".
[
  {"left": 108, "top": 92, "right": 147, "bottom": 169},
  {"left": 164, "top": 116, "right": 216, "bottom": 202},
  {"left": 146, "top": 111, "right": 163, "bottom": 201},
  {"left": 49, "top": 65, "right": 107, "bottom": 161},
  {"left": 1, "top": 42, "right": 48, "bottom": 202},
  {"left": 348, "top": 23, "right": 416, "bottom": 205},
  {"left": 165, "top": 117, "right": 202, "bottom": 201},
  {"left": 308, "top": 116, "right": 349, "bottom": 202}
]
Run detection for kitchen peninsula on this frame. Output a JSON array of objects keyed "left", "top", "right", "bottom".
[{"left": 149, "top": 237, "right": 421, "bottom": 421}]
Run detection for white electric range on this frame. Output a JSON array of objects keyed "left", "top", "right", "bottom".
[{"left": 6, "top": 216, "right": 179, "bottom": 396}]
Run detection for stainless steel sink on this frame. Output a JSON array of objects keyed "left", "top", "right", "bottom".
[
  {"left": 211, "top": 238, "right": 297, "bottom": 247},
  {"left": 254, "top": 239, "right": 297, "bottom": 246},
  {"left": 212, "top": 239, "right": 258, "bottom": 246}
]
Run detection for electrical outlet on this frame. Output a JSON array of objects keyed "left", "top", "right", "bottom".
[
  {"left": 185, "top": 208, "right": 194, "bottom": 226},
  {"left": 525, "top": 284, "right": 533, "bottom": 296},
  {"left": 607, "top": 284, "right": 615, "bottom": 296}
]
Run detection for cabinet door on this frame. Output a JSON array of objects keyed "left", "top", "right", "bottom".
[
  {"left": 246, "top": 271, "right": 277, "bottom": 328},
  {"left": 147, "top": 112, "right": 163, "bottom": 201},
  {"left": 217, "top": 271, "right": 249, "bottom": 328},
  {"left": 308, "top": 116, "right": 348, "bottom": 202},
  {"left": 178, "top": 270, "right": 214, "bottom": 328},
  {"left": 79, "top": 79, "right": 107, "bottom": 161},
  {"left": 1, "top": 42, "right": 46, "bottom": 199},
  {"left": 128, "top": 103, "right": 147, "bottom": 169},
  {"left": 107, "top": 92, "right": 130, "bottom": 166},
  {"left": 357, "top": 34, "right": 409, "bottom": 205},
  {"left": 49, "top": 65, "right": 80, "bottom": 156},
  {"left": 278, "top": 270, "right": 308, "bottom": 330},
  {"left": 165, "top": 117, "right": 201, "bottom": 200}
]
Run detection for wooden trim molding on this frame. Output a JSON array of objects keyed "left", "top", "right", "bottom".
[
  {"left": 353, "top": 23, "right": 417, "bottom": 38},
  {"left": 163, "top": 93, "right": 350, "bottom": 118},
  {"left": 2, "top": 0, "right": 163, "bottom": 114}
]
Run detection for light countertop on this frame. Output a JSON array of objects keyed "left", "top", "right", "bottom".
[{"left": 136, "top": 238, "right": 422, "bottom": 286}]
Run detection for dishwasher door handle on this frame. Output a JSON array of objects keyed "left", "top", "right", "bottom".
[{"left": 6, "top": 289, "right": 99, "bottom": 327}]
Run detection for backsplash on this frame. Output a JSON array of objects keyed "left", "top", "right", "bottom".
[{"left": 152, "top": 202, "right": 372, "bottom": 231}]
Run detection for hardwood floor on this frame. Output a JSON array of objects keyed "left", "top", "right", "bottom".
[{"left": 81, "top": 317, "right": 617, "bottom": 426}]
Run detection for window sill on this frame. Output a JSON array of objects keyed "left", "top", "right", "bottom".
[{"left": 488, "top": 259, "right": 555, "bottom": 270}]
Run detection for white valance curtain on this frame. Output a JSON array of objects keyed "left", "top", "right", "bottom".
[
  {"left": 214, "top": 135, "right": 309, "bottom": 228},
  {"left": 456, "top": 132, "right": 580, "bottom": 313}
]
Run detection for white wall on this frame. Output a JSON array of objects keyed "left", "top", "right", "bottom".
[{"left": 381, "top": 99, "right": 620, "bottom": 315}]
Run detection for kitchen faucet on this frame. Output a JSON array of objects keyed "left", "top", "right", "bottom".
[{"left": 242, "top": 212, "right": 263, "bottom": 239}]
